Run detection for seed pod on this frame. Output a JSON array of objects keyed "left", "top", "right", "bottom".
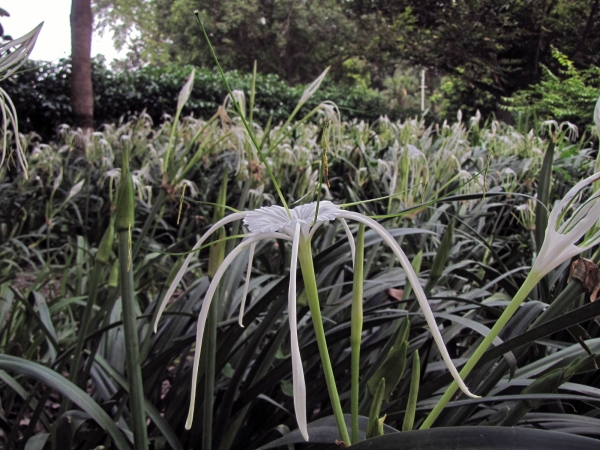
[
  {"left": 96, "top": 219, "right": 114, "bottom": 264},
  {"left": 115, "top": 151, "right": 135, "bottom": 231}
]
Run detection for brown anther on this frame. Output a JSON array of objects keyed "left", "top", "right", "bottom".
[
  {"left": 248, "top": 161, "right": 262, "bottom": 182},
  {"left": 217, "top": 105, "right": 233, "bottom": 129}
]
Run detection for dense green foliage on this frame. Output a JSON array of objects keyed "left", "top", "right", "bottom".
[
  {"left": 6, "top": 58, "right": 394, "bottom": 140},
  {"left": 2, "top": 93, "right": 600, "bottom": 447},
  {"left": 505, "top": 49, "right": 600, "bottom": 131}
]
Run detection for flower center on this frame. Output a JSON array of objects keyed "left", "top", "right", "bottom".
[{"left": 243, "top": 201, "right": 341, "bottom": 235}]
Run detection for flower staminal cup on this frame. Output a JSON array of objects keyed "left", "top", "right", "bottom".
[
  {"left": 154, "top": 200, "right": 477, "bottom": 442},
  {"left": 422, "top": 171, "right": 600, "bottom": 429}
]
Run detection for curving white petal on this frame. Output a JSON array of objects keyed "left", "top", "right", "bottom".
[
  {"left": 339, "top": 218, "right": 355, "bottom": 267},
  {"left": 337, "top": 211, "right": 479, "bottom": 399},
  {"left": 289, "top": 222, "right": 309, "bottom": 441},
  {"left": 185, "top": 232, "right": 292, "bottom": 429},
  {"left": 154, "top": 212, "right": 248, "bottom": 333},
  {"left": 238, "top": 242, "right": 257, "bottom": 327}
]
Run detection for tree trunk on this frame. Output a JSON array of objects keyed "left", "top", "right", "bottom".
[{"left": 70, "top": 0, "right": 94, "bottom": 130}]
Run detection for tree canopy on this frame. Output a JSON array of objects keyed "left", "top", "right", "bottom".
[{"left": 94, "top": 0, "right": 600, "bottom": 116}]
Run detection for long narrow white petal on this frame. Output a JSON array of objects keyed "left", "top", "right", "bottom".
[
  {"left": 339, "top": 218, "right": 356, "bottom": 266},
  {"left": 238, "top": 242, "right": 257, "bottom": 327},
  {"left": 551, "top": 172, "right": 600, "bottom": 234},
  {"left": 289, "top": 222, "right": 309, "bottom": 441},
  {"left": 338, "top": 211, "right": 479, "bottom": 399},
  {"left": 154, "top": 212, "right": 247, "bottom": 333},
  {"left": 185, "top": 231, "right": 291, "bottom": 429},
  {"left": 564, "top": 198, "right": 600, "bottom": 240}
]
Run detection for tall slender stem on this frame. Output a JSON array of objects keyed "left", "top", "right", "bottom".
[
  {"left": 350, "top": 224, "right": 365, "bottom": 444},
  {"left": 420, "top": 272, "right": 542, "bottom": 429},
  {"left": 118, "top": 230, "right": 149, "bottom": 449},
  {"left": 297, "top": 238, "right": 351, "bottom": 445}
]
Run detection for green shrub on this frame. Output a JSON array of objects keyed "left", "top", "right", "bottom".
[
  {"left": 4, "top": 58, "right": 395, "bottom": 140},
  {"left": 503, "top": 48, "right": 600, "bottom": 132}
]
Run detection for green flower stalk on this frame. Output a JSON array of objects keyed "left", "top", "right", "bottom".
[
  {"left": 422, "top": 171, "right": 600, "bottom": 429},
  {"left": 116, "top": 150, "right": 149, "bottom": 449},
  {"left": 154, "top": 201, "right": 476, "bottom": 443}
]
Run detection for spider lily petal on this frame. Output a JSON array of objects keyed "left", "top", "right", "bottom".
[
  {"left": 289, "top": 222, "right": 308, "bottom": 440},
  {"left": 154, "top": 212, "right": 248, "bottom": 332},
  {"left": 533, "top": 172, "right": 600, "bottom": 277},
  {"left": 339, "top": 218, "right": 356, "bottom": 265},
  {"left": 185, "top": 232, "right": 291, "bottom": 429},
  {"left": 239, "top": 242, "right": 257, "bottom": 327},
  {"left": 337, "top": 210, "right": 479, "bottom": 399}
]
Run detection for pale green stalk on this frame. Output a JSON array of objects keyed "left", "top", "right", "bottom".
[
  {"left": 204, "top": 169, "right": 228, "bottom": 450},
  {"left": 297, "top": 237, "right": 351, "bottom": 445},
  {"left": 194, "top": 11, "right": 290, "bottom": 216},
  {"left": 116, "top": 149, "right": 149, "bottom": 450},
  {"left": 350, "top": 224, "right": 365, "bottom": 444},
  {"left": 420, "top": 272, "right": 542, "bottom": 429},
  {"left": 402, "top": 350, "right": 420, "bottom": 431},
  {"left": 249, "top": 61, "right": 257, "bottom": 125}
]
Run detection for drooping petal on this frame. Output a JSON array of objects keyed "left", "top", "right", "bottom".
[
  {"left": 337, "top": 211, "right": 479, "bottom": 399},
  {"left": 339, "top": 218, "right": 356, "bottom": 266},
  {"left": 185, "top": 232, "right": 291, "bottom": 429},
  {"left": 238, "top": 242, "right": 257, "bottom": 327},
  {"left": 551, "top": 172, "right": 600, "bottom": 235},
  {"left": 289, "top": 222, "right": 309, "bottom": 441},
  {"left": 154, "top": 212, "right": 248, "bottom": 333}
]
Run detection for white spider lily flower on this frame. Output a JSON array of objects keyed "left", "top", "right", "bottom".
[
  {"left": 154, "top": 200, "right": 477, "bottom": 439},
  {"left": 532, "top": 172, "right": 600, "bottom": 277}
]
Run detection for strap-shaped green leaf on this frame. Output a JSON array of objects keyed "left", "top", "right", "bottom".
[
  {"left": 350, "top": 426, "right": 600, "bottom": 449},
  {"left": 0, "top": 355, "right": 130, "bottom": 450}
]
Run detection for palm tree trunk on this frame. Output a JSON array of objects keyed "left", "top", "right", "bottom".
[{"left": 70, "top": 0, "right": 94, "bottom": 130}]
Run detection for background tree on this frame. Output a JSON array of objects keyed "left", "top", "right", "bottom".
[
  {"left": 71, "top": 0, "right": 94, "bottom": 129},
  {"left": 94, "top": 0, "right": 600, "bottom": 118},
  {"left": 348, "top": 0, "right": 600, "bottom": 115},
  {"left": 94, "top": 0, "right": 378, "bottom": 83}
]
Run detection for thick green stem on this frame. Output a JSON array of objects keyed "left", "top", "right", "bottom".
[
  {"left": 297, "top": 238, "right": 351, "bottom": 445},
  {"left": 350, "top": 224, "right": 365, "bottom": 444},
  {"left": 118, "top": 230, "right": 149, "bottom": 449},
  {"left": 420, "top": 272, "right": 542, "bottom": 429}
]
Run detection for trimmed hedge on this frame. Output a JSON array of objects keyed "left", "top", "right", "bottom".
[{"left": 5, "top": 58, "right": 396, "bottom": 140}]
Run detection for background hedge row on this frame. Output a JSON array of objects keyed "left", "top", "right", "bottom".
[{"left": 6, "top": 58, "right": 405, "bottom": 141}]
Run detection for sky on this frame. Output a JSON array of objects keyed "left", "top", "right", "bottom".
[{"left": 2, "top": 0, "right": 124, "bottom": 62}]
